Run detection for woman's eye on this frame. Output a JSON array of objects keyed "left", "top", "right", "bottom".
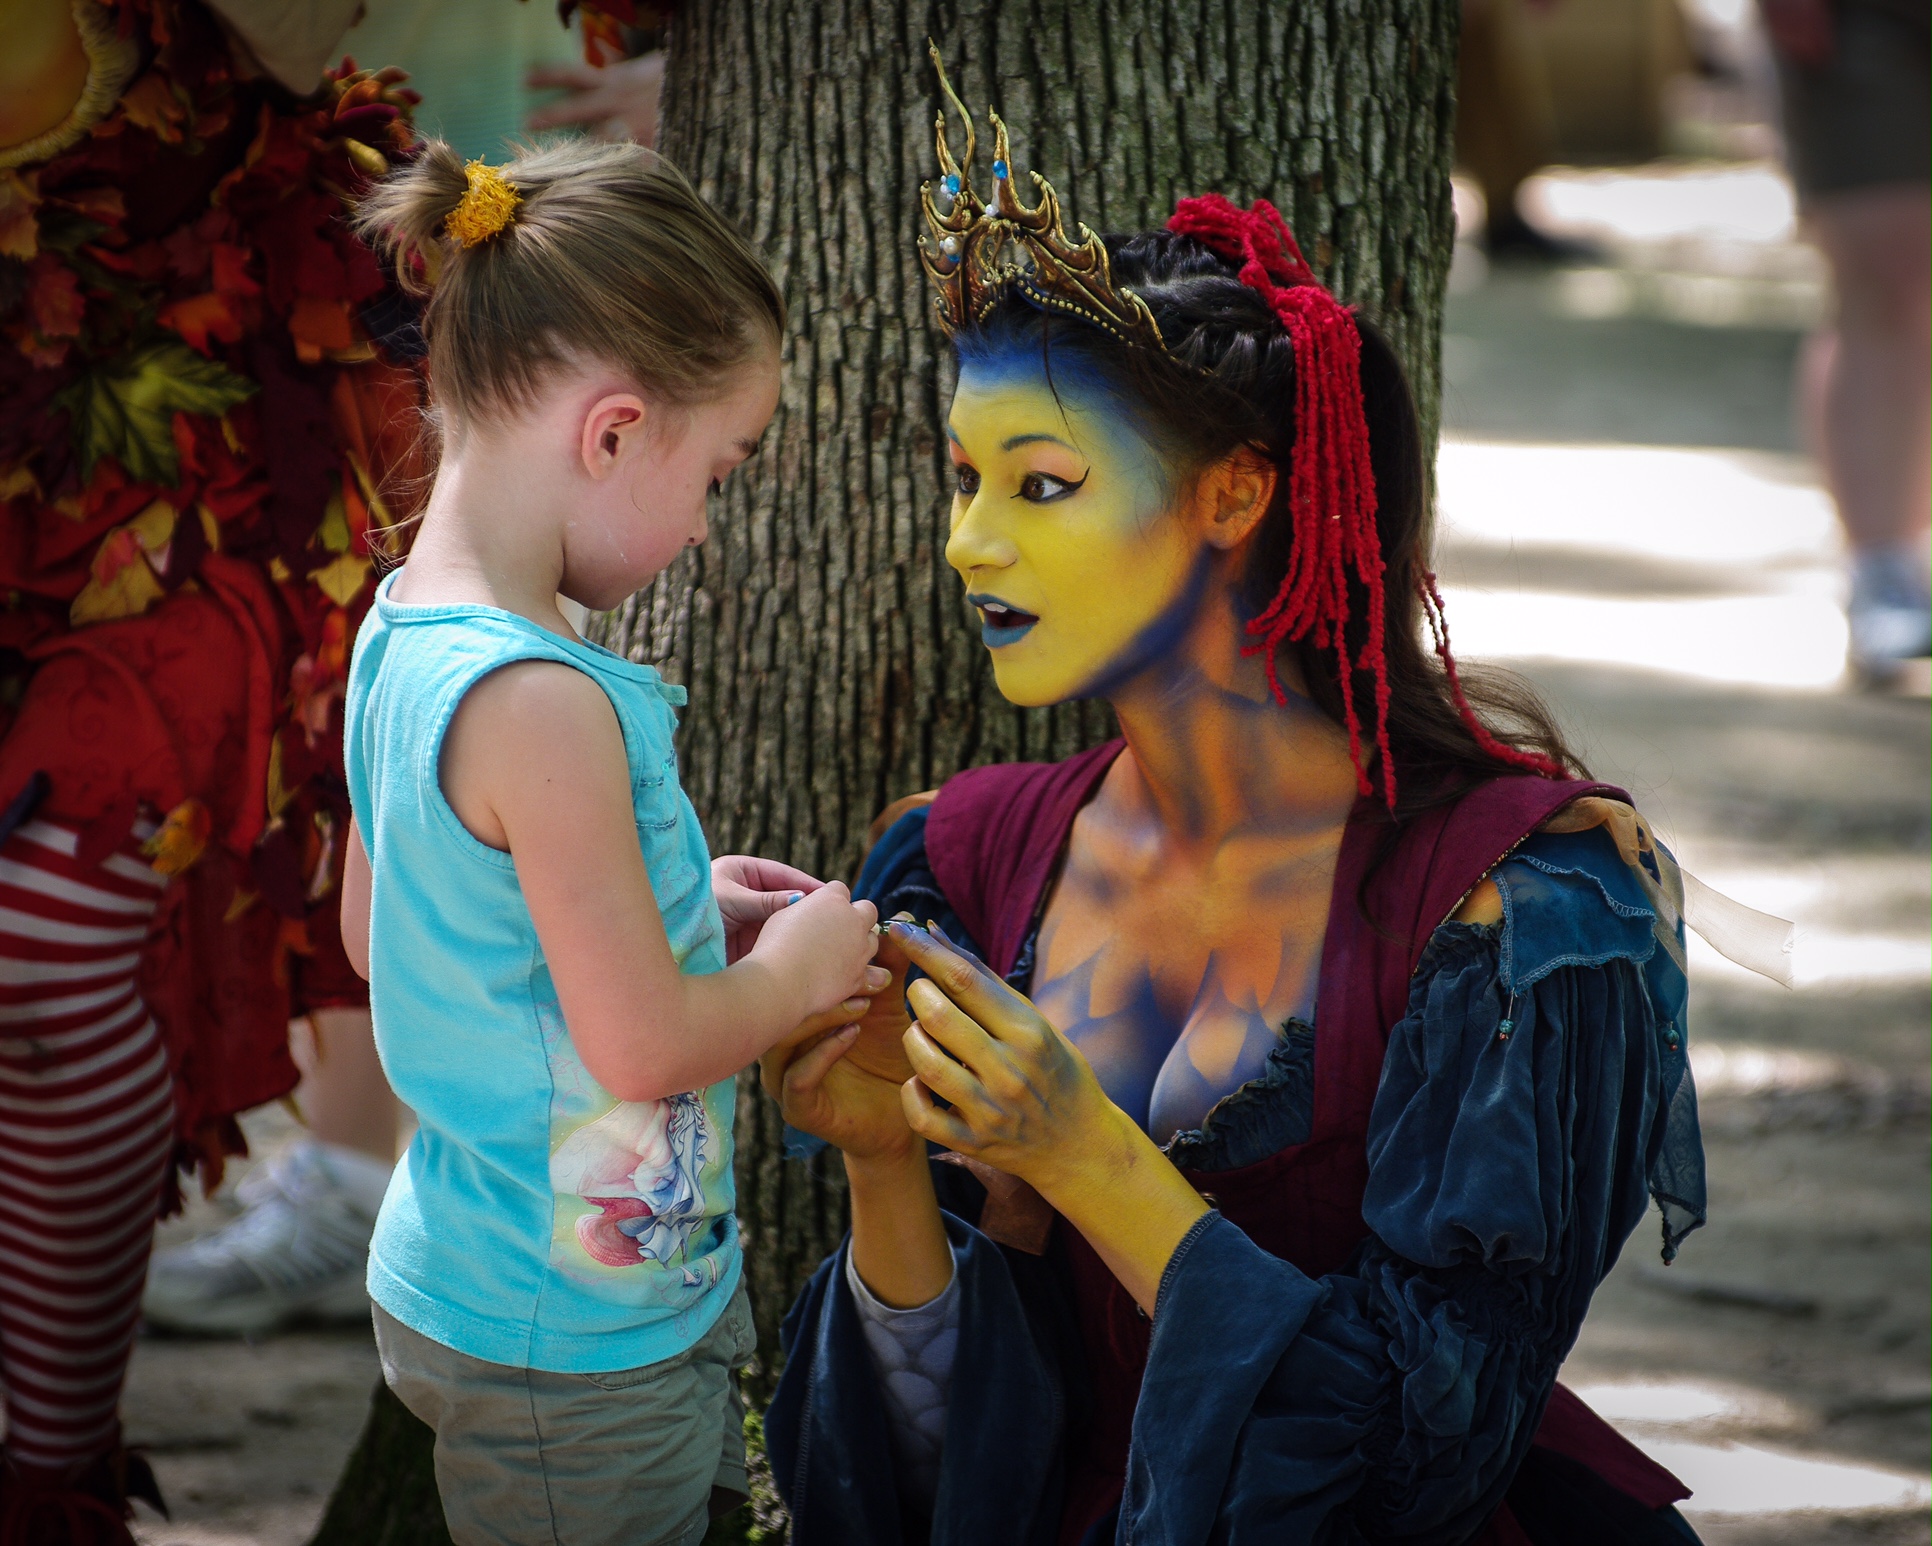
[
  {"left": 1016, "top": 470, "right": 1087, "bottom": 503},
  {"left": 953, "top": 464, "right": 981, "bottom": 497}
]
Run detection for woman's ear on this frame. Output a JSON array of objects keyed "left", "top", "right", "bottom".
[
  {"left": 580, "top": 393, "right": 650, "bottom": 480},
  {"left": 1195, "top": 450, "right": 1277, "bottom": 551}
]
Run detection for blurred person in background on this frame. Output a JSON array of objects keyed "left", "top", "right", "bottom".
[
  {"left": 337, "top": 0, "right": 665, "bottom": 161},
  {"left": 1458, "top": 0, "right": 1579, "bottom": 258},
  {"left": 1762, "top": 0, "right": 1930, "bottom": 681},
  {"left": 141, "top": 3, "right": 665, "bottom": 1340},
  {"left": 1459, "top": 0, "right": 1693, "bottom": 260}
]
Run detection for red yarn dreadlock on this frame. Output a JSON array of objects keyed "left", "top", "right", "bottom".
[{"left": 1165, "top": 193, "right": 1565, "bottom": 804}]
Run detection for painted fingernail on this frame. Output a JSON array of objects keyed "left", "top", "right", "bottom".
[{"left": 787, "top": 891, "right": 804, "bottom": 905}]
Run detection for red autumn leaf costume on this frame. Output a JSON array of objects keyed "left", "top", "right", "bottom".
[
  {"left": 0, "top": 0, "right": 655, "bottom": 1531},
  {"left": 0, "top": 6, "right": 424, "bottom": 1192},
  {"left": 0, "top": 0, "right": 433, "bottom": 1529}
]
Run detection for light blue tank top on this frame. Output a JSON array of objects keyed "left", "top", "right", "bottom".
[{"left": 345, "top": 571, "right": 737, "bottom": 1373}]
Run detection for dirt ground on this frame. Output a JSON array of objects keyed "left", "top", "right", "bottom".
[
  {"left": 114, "top": 170, "right": 1929, "bottom": 1545},
  {"left": 1442, "top": 185, "right": 1930, "bottom": 1544}
]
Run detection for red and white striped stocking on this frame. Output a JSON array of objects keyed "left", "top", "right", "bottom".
[{"left": 0, "top": 818, "right": 174, "bottom": 1474}]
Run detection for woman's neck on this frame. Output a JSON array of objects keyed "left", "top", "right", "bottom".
[{"left": 1104, "top": 589, "right": 1361, "bottom": 851}]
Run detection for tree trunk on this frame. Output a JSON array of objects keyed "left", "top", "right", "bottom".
[
  {"left": 605, "top": 0, "right": 1461, "bottom": 1380},
  {"left": 316, "top": 4, "right": 1457, "bottom": 1540},
  {"left": 309, "top": 1381, "right": 452, "bottom": 1546}
]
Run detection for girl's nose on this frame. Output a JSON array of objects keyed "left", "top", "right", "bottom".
[{"left": 945, "top": 495, "right": 1019, "bottom": 576}]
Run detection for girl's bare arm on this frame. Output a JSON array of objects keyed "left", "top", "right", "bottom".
[
  {"left": 443, "top": 660, "right": 878, "bottom": 1101},
  {"left": 341, "top": 819, "right": 371, "bottom": 980}
]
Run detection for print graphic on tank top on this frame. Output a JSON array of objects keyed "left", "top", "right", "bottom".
[{"left": 539, "top": 978, "right": 732, "bottom": 1294}]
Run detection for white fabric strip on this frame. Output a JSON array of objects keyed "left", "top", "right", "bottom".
[{"left": 1680, "top": 869, "right": 1798, "bottom": 988}]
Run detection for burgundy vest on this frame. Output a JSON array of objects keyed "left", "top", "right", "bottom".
[{"left": 924, "top": 741, "right": 1687, "bottom": 1544}]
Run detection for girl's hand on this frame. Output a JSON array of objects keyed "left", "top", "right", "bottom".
[
  {"left": 751, "top": 881, "right": 880, "bottom": 1017},
  {"left": 761, "top": 1011, "right": 919, "bottom": 1164},
  {"left": 710, "top": 854, "right": 823, "bottom": 964},
  {"left": 888, "top": 920, "right": 1134, "bottom": 1197}
]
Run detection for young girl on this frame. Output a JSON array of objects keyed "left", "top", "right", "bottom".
[{"left": 338, "top": 139, "right": 883, "bottom": 1546}]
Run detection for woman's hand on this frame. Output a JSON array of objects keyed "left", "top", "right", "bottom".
[
  {"left": 762, "top": 921, "right": 951, "bottom": 1307},
  {"left": 890, "top": 921, "right": 1130, "bottom": 1194},
  {"left": 710, "top": 854, "right": 823, "bottom": 964},
  {"left": 840, "top": 919, "right": 918, "bottom": 1085},
  {"left": 888, "top": 920, "right": 1208, "bottom": 1315},
  {"left": 761, "top": 1008, "right": 918, "bottom": 1164}
]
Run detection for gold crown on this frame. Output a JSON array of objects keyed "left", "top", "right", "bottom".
[{"left": 918, "top": 46, "right": 1163, "bottom": 352}]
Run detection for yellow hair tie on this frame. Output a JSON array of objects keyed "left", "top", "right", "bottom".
[{"left": 446, "top": 160, "right": 520, "bottom": 248}]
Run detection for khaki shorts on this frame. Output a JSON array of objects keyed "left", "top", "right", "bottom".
[
  {"left": 1776, "top": 0, "right": 1929, "bottom": 197},
  {"left": 374, "top": 1286, "right": 757, "bottom": 1546}
]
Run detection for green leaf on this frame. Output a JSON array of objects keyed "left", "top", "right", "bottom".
[
  {"left": 58, "top": 338, "right": 257, "bottom": 486},
  {"left": 34, "top": 209, "right": 106, "bottom": 256}
]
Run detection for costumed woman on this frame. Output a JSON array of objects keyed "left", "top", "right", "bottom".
[
  {"left": 0, "top": 1, "right": 423, "bottom": 1535},
  {"left": 760, "top": 61, "right": 1736, "bottom": 1546}
]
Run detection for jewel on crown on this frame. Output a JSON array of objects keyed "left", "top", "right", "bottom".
[{"left": 918, "top": 45, "right": 1165, "bottom": 352}]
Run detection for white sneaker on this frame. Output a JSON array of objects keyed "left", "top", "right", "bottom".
[
  {"left": 1848, "top": 543, "right": 1932, "bottom": 679},
  {"left": 142, "top": 1139, "right": 392, "bottom": 1335}
]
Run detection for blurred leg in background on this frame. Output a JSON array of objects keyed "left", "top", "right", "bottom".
[
  {"left": 0, "top": 821, "right": 173, "bottom": 1530},
  {"left": 0, "top": 578, "right": 303, "bottom": 1528},
  {"left": 1458, "top": 0, "right": 1566, "bottom": 257},
  {"left": 1767, "top": 0, "right": 1932, "bottom": 679},
  {"left": 142, "top": 990, "right": 398, "bottom": 1337}
]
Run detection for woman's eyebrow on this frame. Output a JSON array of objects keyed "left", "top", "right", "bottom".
[{"left": 1001, "top": 432, "right": 1078, "bottom": 452}]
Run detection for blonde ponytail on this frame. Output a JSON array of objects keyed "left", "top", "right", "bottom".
[
  {"left": 353, "top": 137, "right": 784, "bottom": 424},
  {"left": 355, "top": 138, "right": 471, "bottom": 296}
]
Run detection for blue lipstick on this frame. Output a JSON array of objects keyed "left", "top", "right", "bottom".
[{"left": 967, "top": 592, "right": 1039, "bottom": 646}]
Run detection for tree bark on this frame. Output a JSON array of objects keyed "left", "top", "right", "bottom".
[
  {"left": 316, "top": 4, "right": 1457, "bottom": 1540},
  {"left": 603, "top": 0, "right": 1461, "bottom": 1382},
  {"left": 309, "top": 1381, "right": 452, "bottom": 1546}
]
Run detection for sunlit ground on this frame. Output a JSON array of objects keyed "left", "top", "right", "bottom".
[
  {"left": 1577, "top": 1379, "right": 1932, "bottom": 1518},
  {"left": 1440, "top": 162, "right": 1850, "bottom": 689},
  {"left": 1453, "top": 161, "right": 1827, "bottom": 330},
  {"left": 1436, "top": 441, "right": 1846, "bottom": 690},
  {"left": 1442, "top": 156, "right": 1929, "bottom": 1538}
]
